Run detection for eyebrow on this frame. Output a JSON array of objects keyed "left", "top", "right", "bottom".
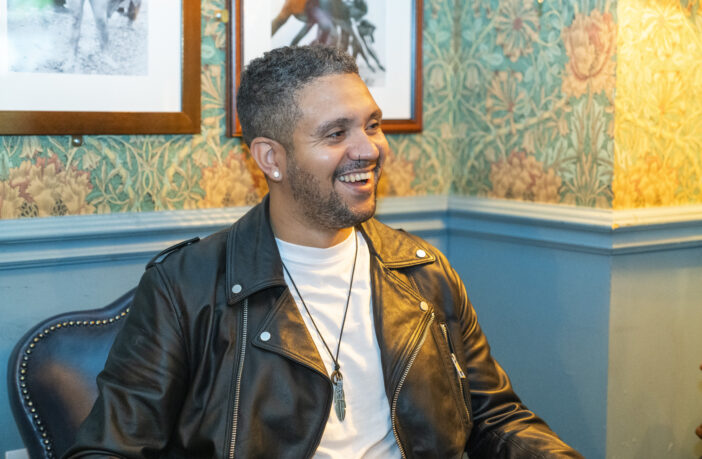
[
  {"left": 314, "top": 118, "right": 353, "bottom": 138},
  {"left": 313, "top": 109, "right": 384, "bottom": 138}
]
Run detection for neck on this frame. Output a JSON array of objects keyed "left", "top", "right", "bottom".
[{"left": 269, "top": 197, "right": 353, "bottom": 248}]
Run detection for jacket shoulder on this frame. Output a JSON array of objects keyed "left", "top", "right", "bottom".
[
  {"left": 144, "top": 227, "right": 231, "bottom": 272},
  {"left": 361, "top": 217, "right": 449, "bottom": 267},
  {"left": 146, "top": 237, "right": 201, "bottom": 269}
]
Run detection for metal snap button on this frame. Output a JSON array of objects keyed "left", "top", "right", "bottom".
[
  {"left": 231, "top": 284, "right": 242, "bottom": 294},
  {"left": 260, "top": 331, "right": 271, "bottom": 342},
  {"left": 416, "top": 249, "right": 426, "bottom": 258},
  {"left": 419, "top": 301, "right": 428, "bottom": 311}
]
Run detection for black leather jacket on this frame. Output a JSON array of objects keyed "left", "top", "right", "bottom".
[{"left": 67, "top": 198, "right": 582, "bottom": 458}]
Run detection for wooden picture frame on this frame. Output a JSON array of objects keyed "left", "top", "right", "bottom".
[
  {"left": 227, "top": 0, "right": 422, "bottom": 137},
  {"left": 0, "top": 0, "right": 200, "bottom": 135}
]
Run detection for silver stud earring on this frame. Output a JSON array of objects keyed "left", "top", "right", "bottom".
[{"left": 273, "top": 170, "right": 280, "bottom": 179}]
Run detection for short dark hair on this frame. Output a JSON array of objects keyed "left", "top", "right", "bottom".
[{"left": 236, "top": 45, "right": 359, "bottom": 149}]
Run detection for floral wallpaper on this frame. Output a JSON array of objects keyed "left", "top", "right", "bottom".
[
  {"left": 0, "top": 0, "right": 698, "bottom": 221},
  {"left": 0, "top": 0, "right": 426, "bottom": 220},
  {"left": 613, "top": 0, "right": 702, "bottom": 208},
  {"left": 445, "top": 0, "right": 616, "bottom": 207}
]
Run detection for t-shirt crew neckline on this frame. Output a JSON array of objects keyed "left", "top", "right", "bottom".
[{"left": 275, "top": 229, "right": 358, "bottom": 265}]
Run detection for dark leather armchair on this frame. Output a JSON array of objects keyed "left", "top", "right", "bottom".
[{"left": 7, "top": 289, "right": 135, "bottom": 459}]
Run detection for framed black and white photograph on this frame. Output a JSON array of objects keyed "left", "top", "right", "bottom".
[
  {"left": 0, "top": 0, "right": 200, "bottom": 135},
  {"left": 227, "top": 0, "right": 422, "bottom": 137}
]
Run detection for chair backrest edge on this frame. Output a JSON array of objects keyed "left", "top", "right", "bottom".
[{"left": 7, "top": 288, "right": 136, "bottom": 459}]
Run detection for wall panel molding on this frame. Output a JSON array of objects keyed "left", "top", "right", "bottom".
[
  {"left": 448, "top": 197, "right": 702, "bottom": 254},
  {"left": 2, "top": 196, "right": 701, "bottom": 270},
  {"left": 0, "top": 196, "right": 449, "bottom": 271}
]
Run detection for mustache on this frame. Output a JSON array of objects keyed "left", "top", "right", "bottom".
[{"left": 333, "top": 160, "right": 379, "bottom": 178}]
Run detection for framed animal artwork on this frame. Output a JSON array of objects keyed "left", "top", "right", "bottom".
[
  {"left": 0, "top": 0, "right": 200, "bottom": 135},
  {"left": 227, "top": 0, "right": 423, "bottom": 137}
]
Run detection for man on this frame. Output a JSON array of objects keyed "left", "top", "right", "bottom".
[{"left": 66, "top": 45, "right": 582, "bottom": 458}]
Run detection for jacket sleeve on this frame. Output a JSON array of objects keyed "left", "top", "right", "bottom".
[
  {"left": 63, "top": 266, "right": 189, "bottom": 458},
  {"left": 448, "top": 265, "right": 584, "bottom": 458}
]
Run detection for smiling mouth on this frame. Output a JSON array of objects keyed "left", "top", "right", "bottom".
[{"left": 338, "top": 171, "right": 373, "bottom": 184}]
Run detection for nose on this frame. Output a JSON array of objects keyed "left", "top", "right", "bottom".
[{"left": 350, "top": 130, "right": 383, "bottom": 162}]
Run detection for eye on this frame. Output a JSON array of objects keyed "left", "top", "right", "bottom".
[
  {"left": 366, "top": 120, "right": 381, "bottom": 133},
  {"left": 327, "top": 130, "right": 346, "bottom": 140}
]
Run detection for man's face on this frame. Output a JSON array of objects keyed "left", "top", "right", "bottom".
[{"left": 283, "top": 72, "right": 389, "bottom": 231}]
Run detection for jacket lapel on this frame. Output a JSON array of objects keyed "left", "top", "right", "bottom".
[
  {"left": 369, "top": 257, "right": 434, "bottom": 395},
  {"left": 251, "top": 288, "right": 327, "bottom": 376},
  {"left": 360, "top": 219, "right": 437, "bottom": 394},
  {"left": 224, "top": 196, "right": 327, "bottom": 376}
]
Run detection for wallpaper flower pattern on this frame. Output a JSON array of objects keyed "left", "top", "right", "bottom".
[
  {"left": 448, "top": 0, "right": 616, "bottom": 207},
  {"left": 1, "top": 0, "right": 699, "bottom": 220},
  {"left": 614, "top": 0, "right": 702, "bottom": 208}
]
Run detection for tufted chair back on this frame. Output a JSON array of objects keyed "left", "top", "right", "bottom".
[{"left": 7, "top": 289, "right": 135, "bottom": 459}]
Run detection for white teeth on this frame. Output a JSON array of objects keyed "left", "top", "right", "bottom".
[{"left": 339, "top": 171, "right": 372, "bottom": 183}]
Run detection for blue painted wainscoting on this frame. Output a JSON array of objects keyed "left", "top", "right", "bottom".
[
  {"left": 446, "top": 197, "right": 702, "bottom": 459},
  {"left": 2, "top": 196, "right": 701, "bottom": 459}
]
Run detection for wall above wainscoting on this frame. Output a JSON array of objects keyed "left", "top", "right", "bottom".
[
  {"left": 1, "top": 196, "right": 701, "bottom": 458},
  {"left": 5, "top": 0, "right": 701, "bottom": 225}
]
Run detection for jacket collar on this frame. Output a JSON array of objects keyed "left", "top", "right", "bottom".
[
  {"left": 359, "top": 217, "right": 437, "bottom": 268},
  {"left": 226, "top": 196, "right": 436, "bottom": 305},
  {"left": 226, "top": 196, "right": 287, "bottom": 305}
]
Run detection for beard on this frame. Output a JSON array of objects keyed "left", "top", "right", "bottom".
[{"left": 286, "top": 155, "right": 378, "bottom": 230}]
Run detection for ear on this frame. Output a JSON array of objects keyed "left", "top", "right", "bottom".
[{"left": 249, "top": 137, "right": 286, "bottom": 182}]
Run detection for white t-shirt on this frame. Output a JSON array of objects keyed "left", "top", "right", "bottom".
[{"left": 276, "top": 230, "right": 401, "bottom": 459}]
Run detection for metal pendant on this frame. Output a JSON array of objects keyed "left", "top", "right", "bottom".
[{"left": 331, "top": 370, "right": 346, "bottom": 421}]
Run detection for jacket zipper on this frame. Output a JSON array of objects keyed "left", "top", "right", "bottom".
[
  {"left": 439, "top": 323, "right": 466, "bottom": 379},
  {"left": 391, "top": 312, "right": 434, "bottom": 459},
  {"left": 440, "top": 322, "right": 471, "bottom": 422},
  {"left": 229, "top": 299, "right": 248, "bottom": 459}
]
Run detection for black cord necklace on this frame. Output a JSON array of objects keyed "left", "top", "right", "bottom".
[{"left": 281, "top": 231, "right": 358, "bottom": 422}]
